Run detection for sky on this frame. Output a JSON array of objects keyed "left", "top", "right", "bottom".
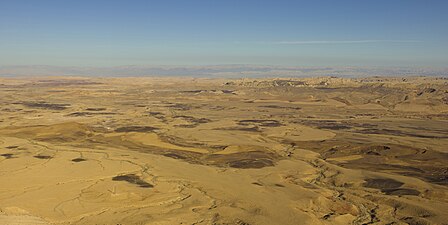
[{"left": 0, "top": 0, "right": 447, "bottom": 67}]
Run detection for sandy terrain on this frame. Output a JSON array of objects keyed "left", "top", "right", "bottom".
[{"left": 0, "top": 76, "right": 447, "bottom": 225}]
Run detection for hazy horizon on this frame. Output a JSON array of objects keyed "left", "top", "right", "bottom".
[{"left": 1, "top": 64, "right": 447, "bottom": 78}]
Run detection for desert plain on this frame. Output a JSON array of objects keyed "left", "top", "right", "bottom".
[{"left": 0, "top": 76, "right": 447, "bottom": 225}]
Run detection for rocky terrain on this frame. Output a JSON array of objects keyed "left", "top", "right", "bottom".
[{"left": 0, "top": 76, "right": 447, "bottom": 225}]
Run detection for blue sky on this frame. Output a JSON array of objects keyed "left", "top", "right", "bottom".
[{"left": 1, "top": 0, "right": 447, "bottom": 67}]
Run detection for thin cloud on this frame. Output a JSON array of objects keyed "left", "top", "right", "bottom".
[{"left": 271, "top": 40, "right": 422, "bottom": 45}]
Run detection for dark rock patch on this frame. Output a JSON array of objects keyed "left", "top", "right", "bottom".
[
  {"left": 67, "top": 112, "right": 92, "bottom": 117},
  {"left": 215, "top": 126, "right": 260, "bottom": 132},
  {"left": 166, "top": 103, "right": 192, "bottom": 111},
  {"left": 115, "top": 126, "right": 159, "bottom": 132},
  {"left": 237, "top": 119, "right": 282, "bottom": 127},
  {"left": 148, "top": 112, "right": 167, "bottom": 122},
  {"left": 221, "top": 90, "right": 236, "bottom": 94},
  {"left": 317, "top": 124, "right": 352, "bottom": 130},
  {"left": 148, "top": 112, "right": 163, "bottom": 116},
  {"left": 364, "top": 178, "right": 404, "bottom": 189},
  {"left": 34, "top": 155, "right": 53, "bottom": 159},
  {"left": 228, "top": 158, "right": 274, "bottom": 169},
  {"left": 173, "top": 115, "right": 211, "bottom": 124},
  {"left": 181, "top": 90, "right": 203, "bottom": 93},
  {"left": 364, "top": 178, "right": 419, "bottom": 195},
  {"left": 360, "top": 145, "right": 391, "bottom": 156},
  {"left": 71, "top": 158, "right": 87, "bottom": 162},
  {"left": 402, "top": 216, "right": 431, "bottom": 225},
  {"left": 295, "top": 119, "right": 353, "bottom": 130},
  {"left": 399, "top": 166, "right": 448, "bottom": 186},
  {"left": 163, "top": 153, "right": 187, "bottom": 160},
  {"left": 286, "top": 133, "right": 448, "bottom": 186},
  {"left": 112, "top": 174, "right": 153, "bottom": 188},
  {"left": 258, "top": 105, "right": 301, "bottom": 110},
  {"left": 181, "top": 89, "right": 235, "bottom": 94},
  {"left": 356, "top": 128, "right": 446, "bottom": 139},
  {"left": 173, "top": 115, "right": 211, "bottom": 128},
  {"left": 66, "top": 112, "right": 116, "bottom": 117},
  {"left": 22, "top": 102, "right": 70, "bottom": 110},
  {"left": 174, "top": 124, "right": 196, "bottom": 128},
  {"left": 206, "top": 151, "right": 277, "bottom": 169},
  {"left": 85, "top": 108, "right": 106, "bottom": 111},
  {"left": 1, "top": 153, "right": 14, "bottom": 159},
  {"left": 383, "top": 188, "right": 420, "bottom": 196}
]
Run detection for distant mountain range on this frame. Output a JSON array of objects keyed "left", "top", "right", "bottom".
[{"left": 1, "top": 65, "right": 447, "bottom": 78}]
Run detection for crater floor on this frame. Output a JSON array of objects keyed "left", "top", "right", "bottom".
[{"left": 0, "top": 76, "right": 447, "bottom": 225}]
